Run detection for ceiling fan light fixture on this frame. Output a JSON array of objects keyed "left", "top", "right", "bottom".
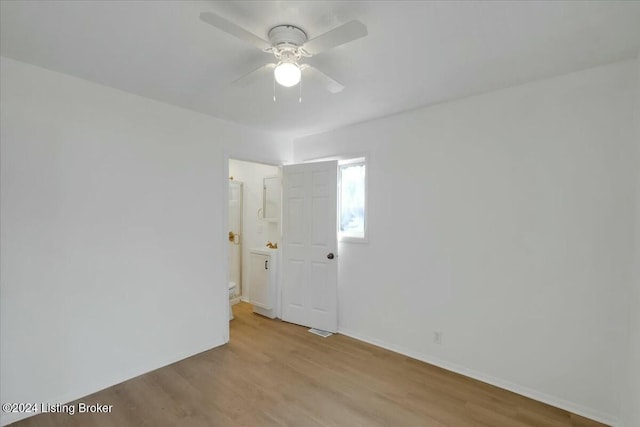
[{"left": 274, "top": 62, "right": 301, "bottom": 87}]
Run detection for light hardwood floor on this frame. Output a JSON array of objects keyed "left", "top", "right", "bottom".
[{"left": 13, "top": 302, "right": 607, "bottom": 426}]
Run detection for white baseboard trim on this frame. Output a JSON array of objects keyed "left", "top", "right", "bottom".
[
  {"left": 337, "top": 327, "right": 619, "bottom": 427},
  {"left": 0, "top": 338, "right": 226, "bottom": 426}
]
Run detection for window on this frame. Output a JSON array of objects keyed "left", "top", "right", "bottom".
[{"left": 339, "top": 159, "right": 366, "bottom": 241}]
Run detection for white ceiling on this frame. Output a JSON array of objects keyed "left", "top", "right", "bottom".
[{"left": 2, "top": 1, "right": 640, "bottom": 138}]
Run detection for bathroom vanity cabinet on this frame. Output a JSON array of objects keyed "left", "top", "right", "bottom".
[{"left": 248, "top": 248, "right": 278, "bottom": 319}]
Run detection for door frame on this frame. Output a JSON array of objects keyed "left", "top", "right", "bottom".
[
  {"left": 227, "top": 180, "right": 243, "bottom": 303},
  {"left": 222, "top": 152, "right": 283, "bottom": 342}
]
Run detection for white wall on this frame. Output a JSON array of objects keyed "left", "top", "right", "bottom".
[
  {"left": 623, "top": 54, "right": 640, "bottom": 427},
  {"left": 0, "top": 57, "right": 292, "bottom": 425},
  {"left": 228, "top": 159, "right": 280, "bottom": 299},
  {"left": 294, "top": 60, "right": 637, "bottom": 425}
]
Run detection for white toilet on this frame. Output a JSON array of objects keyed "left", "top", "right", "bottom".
[{"left": 228, "top": 281, "right": 237, "bottom": 320}]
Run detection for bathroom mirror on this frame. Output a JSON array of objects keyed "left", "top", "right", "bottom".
[{"left": 263, "top": 176, "right": 280, "bottom": 222}]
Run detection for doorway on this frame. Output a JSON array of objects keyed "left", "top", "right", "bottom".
[
  {"left": 224, "top": 157, "right": 340, "bottom": 333},
  {"left": 227, "top": 159, "right": 280, "bottom": 303}
]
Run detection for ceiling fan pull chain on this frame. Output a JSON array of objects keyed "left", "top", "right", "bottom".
[
  {"left": 299, "top": 75, "right": 302, "bottom": 103},
  {"left": 273, "top": 72, "right": 276, "bottom": 102}
]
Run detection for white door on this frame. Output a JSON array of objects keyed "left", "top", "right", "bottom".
[
  {"left": 228, "top": 181, "right": 243, "bottom": 296},
  {"left": 281, "top": 160, "right": 338, "bottom": 332}
]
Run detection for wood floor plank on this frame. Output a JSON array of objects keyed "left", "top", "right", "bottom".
[{"left": 10, "top": 302, "right": 609, "bottom": 427}]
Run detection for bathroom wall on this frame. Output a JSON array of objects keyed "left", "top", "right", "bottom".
[{"left": 228, "top": 159, "right": 280, "bottom": 299}]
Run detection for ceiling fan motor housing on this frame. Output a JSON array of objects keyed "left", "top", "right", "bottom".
[
  {"left": 268, "top": 25, "right": 310, "bottom": 62},
  {"left": 268, "top": 25, "right": 307, "bottom": 47}
]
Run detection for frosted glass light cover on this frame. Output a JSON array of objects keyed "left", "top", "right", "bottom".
[{"left": 274, "top": 62, "right": 301, "bottom": 87}]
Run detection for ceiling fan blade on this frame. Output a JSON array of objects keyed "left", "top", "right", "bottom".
[
  {"left": 301, "top": 65, "right": 344, "bottom": 94},
  {"left": 303, "top": 20, "right": 367, "bottom": 55},
  {"left": 200, "top": 12, "right": 270, "bottom": 50},
  {"left": 232, "top": 63, "right": 276, "bottom": 87}
]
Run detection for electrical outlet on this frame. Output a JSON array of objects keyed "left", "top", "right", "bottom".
[{"left": 434, "top": 331, "right": 443, "bottom": 345}]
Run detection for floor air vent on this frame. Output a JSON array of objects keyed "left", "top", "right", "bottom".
[{"left": 308, "top": 328, "right": 333, "bottom": 338}]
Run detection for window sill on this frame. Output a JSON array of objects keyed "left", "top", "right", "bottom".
[{"left": 339, "top": 236, "right": 369, "bottom": 244}]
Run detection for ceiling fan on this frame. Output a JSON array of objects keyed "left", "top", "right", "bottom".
[{"left": 199, "top": 12, "right": 368, "bottom": 98}]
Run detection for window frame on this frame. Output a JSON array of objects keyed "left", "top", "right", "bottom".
[{"left": 338, "top": 158, "right": 368, "bottom": 243}]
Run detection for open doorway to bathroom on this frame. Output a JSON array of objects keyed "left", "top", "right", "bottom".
[{"left": 227, "top": 159, "right": 281, "bottom": 315}]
